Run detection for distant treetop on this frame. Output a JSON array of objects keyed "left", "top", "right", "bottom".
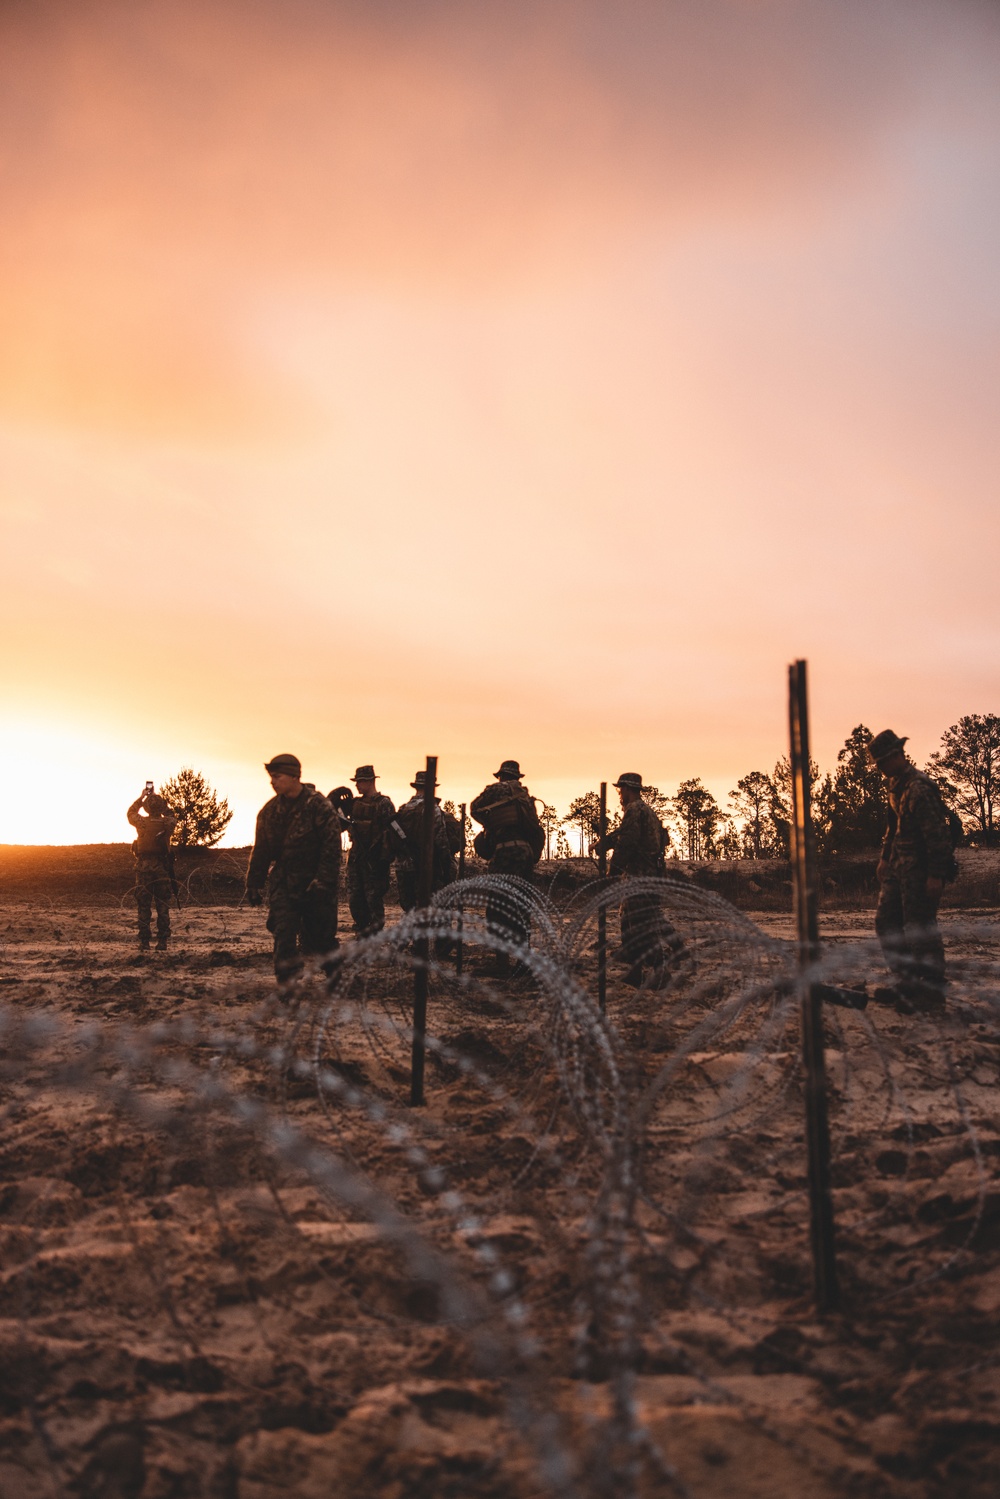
[{"left": 160, "top": 767, "right": 233, "bottom": 848}]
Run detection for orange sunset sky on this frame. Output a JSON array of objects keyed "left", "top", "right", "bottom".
[{"left": 2, "top": 0, "right": 998, "bottom": 846}]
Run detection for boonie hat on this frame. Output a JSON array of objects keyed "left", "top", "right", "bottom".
[
  {"left": 493, "top": 760, "right": 523, "bottom": 779},
  {"left": 351, "top": 765, "right": 378, "bottom": 782},
  {"left": 613, "top": 772, "right": 643, "bottom": 791},
  {"left": 868, "top": 731, "right": 908, "bottom": 764},
  {"left": 410, "top": 770, "right": 438, "bottom": 789},
  {"left": 265, "top": 753, "right": 302, "bottom": 777}
]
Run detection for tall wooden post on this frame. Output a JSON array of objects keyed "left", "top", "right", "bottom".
[
  {"left": 597, "top": 781, "right": 608, "bottom": 1014},
  {"left": 410, "top": 755, "right": 437, "bottom": 1107},
  {"left": 788, "top": 661, "right": 839, "bottom": 1312},
  {"left": 455, "top": 802, "right": 466, "bottom": 978}
]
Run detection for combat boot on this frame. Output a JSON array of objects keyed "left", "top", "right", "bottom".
[
  {"left": 138, "top": 934, "right": 151, "bottom": 953},
  {"left": 902, "top": 981, "right": 946, "bottom": 1015},
  {"left": 155, "top": 935, "right": 169, "bottom": 952}
]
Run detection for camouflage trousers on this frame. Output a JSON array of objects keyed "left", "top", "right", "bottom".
[
  {"left": 347, "top": 860, "right": 390, "bottom": 937},
  {"left": 136, "top": 862, "right": 172, "bottom": 942},
  {"left": 875, "top": 867, "right": 946, "bottom": 1001},
  {"left": 619, "top": 889, "right": 682, "bottom": 976},
  {"left": 266, "top": 886, "right": 339, "bottom": 984},
  {"left": 486, "top": 844, "right": 536, "bottom": 952}
]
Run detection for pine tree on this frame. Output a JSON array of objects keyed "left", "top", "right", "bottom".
[
  {"left": 927, "top": 713, "right": 999, "bottom": 841},
  {"left": 672, "top": 779, "right": 721, "bottom": 860},
  {"left": 728, "top": 771, "right": 780, "bottom": 858},
  {"left": 564, "top": 792, "right": 602, "bottom": 857},
  {"left": 159, "top": 767, "right": 233, "bottom": 848}
]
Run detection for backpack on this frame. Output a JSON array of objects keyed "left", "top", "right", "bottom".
[
  {"left": 477, "top": 790, "right": 544, "bottom": 863},
  {"left": 389, "top": 799, "right": 424, "bottom": 863}
]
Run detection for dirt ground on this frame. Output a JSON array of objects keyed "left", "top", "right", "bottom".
[{"left": 0, "top": 848, "right": 998, "bottom": 1498}]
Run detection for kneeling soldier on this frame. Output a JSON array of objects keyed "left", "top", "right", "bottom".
[{"left": 245, "top": 754, "right": 341, "bottom": 987}]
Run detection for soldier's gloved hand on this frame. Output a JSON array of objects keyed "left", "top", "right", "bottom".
[{"left": 245, "top": 886, "right": 263, "bottom": 907}]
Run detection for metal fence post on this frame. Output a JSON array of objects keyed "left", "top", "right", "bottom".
[
  {"left": 410, "top": 754, "right": 437, "bottom": 1107},
  {"left": 455, "top": 802, "right": 466, "bottom": 978},
  {"left": 598, "top": 781, "right": 608, "bottom": 1014},
  {"left": 788, "top": 660, "right": 839, "bottom": 1312}
]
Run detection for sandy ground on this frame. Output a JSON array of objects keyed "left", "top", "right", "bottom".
[{"left": 0, "top": 877, "right": 998, "bottom": 1498}]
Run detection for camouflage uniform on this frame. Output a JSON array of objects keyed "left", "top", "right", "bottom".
[
  {"left": 876, "top": 763, "right": 953, "bottom": 1002},
  {"left": 470, "top": 779, "right": 540, "bottom": 951},
  {"left": 392, "top": 797, "right": 463, "bottom": 913},
  {"left": 246, "top": 786, "right": 341, "bottom": 982},
  {"left": 127, "top": 797, "right": 177, "bottom": 949},
  {"left": 346, "top": 792, "right": 395, "bottom": 935},
  {"left": 601, "top": 798, "right": 682, "bottom": 982}
]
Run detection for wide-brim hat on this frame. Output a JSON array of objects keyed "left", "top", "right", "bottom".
[
  {"left": 868, "top": 730, "right": 908, "bottom": 763},
  {"left": 351, "top": 765, "right": 378, "bottom": 782},
  {"left": 493, "top": 759, "right": 523, "bottom": 779},
  {"left": 265, "top": 753, "right": 301, "bottom": 777},
  {"left": 613, "top": 772, "right": 643, "bottom": 791},
  {"left": 410, "top": 771, "right": 438, "bottom": 789}
]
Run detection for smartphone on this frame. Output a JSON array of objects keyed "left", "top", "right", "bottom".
[{"left": 145, "top": 781, "right": 155, "bottom": 794}]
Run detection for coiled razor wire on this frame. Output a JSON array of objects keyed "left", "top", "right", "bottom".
[{"left": 0, "top": 873, "right": 997, "bottom": 1496}]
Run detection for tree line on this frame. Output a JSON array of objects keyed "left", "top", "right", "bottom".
[
  {"left": 155, "top": 713, "right": 997, "bottom": 858},
  {"left": 551, "top": 714, "right": 999, "bottom": 862}
]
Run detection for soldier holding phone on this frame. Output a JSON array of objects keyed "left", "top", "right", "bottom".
[{"left": 127, "top": 785, "right": 178, "bottom": 952}]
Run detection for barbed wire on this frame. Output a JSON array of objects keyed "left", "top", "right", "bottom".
[{"left": 0, "top": 873, "right": 997, "bottom": 1496}]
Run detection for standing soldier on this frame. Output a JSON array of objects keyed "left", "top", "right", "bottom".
[
  {"left": 868, "top": 730, "right": 955, "bottom": 1012},
  {"left": 344, "top": 765, "right": 395, "bottom": 936},
  {"left": 470, "top": 759, "right": 544, "bottom": 958},
  {"left": 597, "top": 772, "right": 685, "bottom": 989},
  {"left": 392, "top": 770, "right": 464, "bottom": 913},
  {"left": 244, "top": 754, "right": 341, "bottom": 987},
  {"left": 127, "top": 787, "right": 178, "bottom": 953}
]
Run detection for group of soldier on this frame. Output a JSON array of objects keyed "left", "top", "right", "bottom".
[{"left": 125, "top": 727, "right": 957, "bottom": 1011}]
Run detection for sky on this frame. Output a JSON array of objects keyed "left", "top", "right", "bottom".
[{"left": 1, "top": 0, "right": 998, "bottom": 845}]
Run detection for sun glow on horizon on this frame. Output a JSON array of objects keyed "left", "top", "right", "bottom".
[{"left": 0, "top": 716, "right": 263, "bottom": 847}]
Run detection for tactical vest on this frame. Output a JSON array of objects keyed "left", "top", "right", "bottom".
[
  {"left": 351, "top": 798, "right": 378, "bottom": 844},
  {"left": 482, "top": 788, "right": 528, "bottom": 836}
]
